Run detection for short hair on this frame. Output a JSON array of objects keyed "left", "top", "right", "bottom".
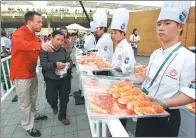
[
  {"left": 132, "top": 28, "right": 137, "bottom": 34},
  {"left": 59, "top": 26, "right": 68, "bottom": 31},
  {"left": 1, "top": 30, "right": 6, "bottom": 36},
  {"left": 51, "top": 30, "right": 65, "bottom": 39},
  {"left": 72, "top": 33, "right": 77, "bottom": 36},
  {"left": 24, "top": 11, "right": 41, "bottom": 24},
  {"left": 119, "top": 30, "right": 126, "bottom": 36},
  {"left": 66, "top": 32, "right": 70, "bottom": 39}
]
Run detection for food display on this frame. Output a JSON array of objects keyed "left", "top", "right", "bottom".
[
  {"left": 106, "top": 81, "right": 165, "bottom": 116},
  {"left": 134, "top": 65, "right": 147, "bottom": 78},
  {"left": 77, "top": 56, "right": 113, "bottom": 71},
  {"left": 89, "top": 93, "right": 113, "bottom": 114},
  {"left": 134, "top": 65, "right": 147, "bottom": 73},
  {"left": 76, "top": 52, "right": 97, "bottom": 60},
  {"left": 79, "top": 58, "right": 95, "bottom": 64},
  {"left": 82, "top": 76, "right": 169, "bottom": 119},
  {"left": 186, "top": 103, "right": 195, "bottom": 114},
  {"left": 94, "top": 58, "right": 112, "bottom": 69}
]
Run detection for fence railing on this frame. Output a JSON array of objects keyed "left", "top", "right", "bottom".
[{"left": 1, "top": 55, "right": 15, "bottom": 102}]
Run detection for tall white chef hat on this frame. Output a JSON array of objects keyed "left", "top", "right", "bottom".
[
  {"left": 90, "top": 21, "right": 96, "bottom": 32},
  {"left": 93, "top": 10, "right": 108, "bottom": 28},
  {"left": 157, "top": 1, "right": 192, "bottom": 24},
  {"left": 111, "top": 8, "right": 129, "bottom": 32}
]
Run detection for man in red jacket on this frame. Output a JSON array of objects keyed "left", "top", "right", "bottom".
[{"left": 10, "top": 11, "right": 54, "bottom": 137}]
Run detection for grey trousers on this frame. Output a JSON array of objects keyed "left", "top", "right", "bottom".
[{"left": 13, "top": 76, "right": 39, "bottom": 130}]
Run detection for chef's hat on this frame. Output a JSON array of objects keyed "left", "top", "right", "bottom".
[
  {"left": 111, "top": 8, "right": 129, "bottom": 32},
  {"left": 90, "top": 21, "right": 96, "bottom": 32},
  {"left": 157, "top": 1, "right": 192, "bottom": 24},
  {"left": 93, "top": 10, "right": 108, "bottom": 28}
]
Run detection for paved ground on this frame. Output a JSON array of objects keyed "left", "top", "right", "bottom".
[{"left": 1, "top": 55, "right": 150, "bottom": 137}]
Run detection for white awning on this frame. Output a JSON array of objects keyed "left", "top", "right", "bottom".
[{"left": 66, "top": 23, "right": 89, "bottom": 31}]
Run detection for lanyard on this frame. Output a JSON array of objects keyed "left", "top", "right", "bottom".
[
  {"left": 142, "top": 44, "right": 181, "bottom": 94},
  {"left": 148, "top": 44, "right": 182, "bottom": 88}
]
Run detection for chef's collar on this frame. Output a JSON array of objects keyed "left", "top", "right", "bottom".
[{"left": 160, "top": 41, "right": 181, "bottom": 54}]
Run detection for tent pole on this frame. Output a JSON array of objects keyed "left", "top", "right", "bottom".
[{"left": 79, "top": 1, "right": 90, "bottom": 24}]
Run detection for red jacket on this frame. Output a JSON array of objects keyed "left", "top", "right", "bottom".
[{"left": 10, "top": 26, "right": 41, "bottom": 80}]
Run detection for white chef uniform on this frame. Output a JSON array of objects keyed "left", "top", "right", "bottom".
[
  {"left": 141, "top": 1, "right": 195, "bottom": 101},
  {"left": 135, "top": 2, "right": 194, "bottom": 137},
  {"left": 83, "top": 21, "right": 96, "bottom": 52},
  {"left": 93, "top": 10, "right": 113, "bottom": 62},
  {"left": 142, "top": 42, "right": 195, "bottom": 100},
  {"left": 111, "top": 8, "right": 136, "bottom": 76}
]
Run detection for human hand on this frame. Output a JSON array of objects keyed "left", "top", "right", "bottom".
[
  {"left": 147, "top": 96, "right": 167, "bottom": 109},
  {"left": 65, "top": 62, "right": 70, "bottom": 69},
  {"left": 56, "top": 62, "right": 65, "bottom": 69},
  {"left": 115, "top": 67, "right": 121, "bottom": 72},
  {"left": 65, "top": 38, "right": 71, "bottom": 44},
  {"left": 41, "top": 43, "right": 54, "bottom": 52}
]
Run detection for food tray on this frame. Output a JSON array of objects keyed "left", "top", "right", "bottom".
[
  {"left": 81, "top": 76, "right": 170, "bottom": 119},
  {"left": 76, "top": 56, "right": 114, "bottom": 72},
  {"left": 76, "top": 52, "right": 97, "bottom": 60}
]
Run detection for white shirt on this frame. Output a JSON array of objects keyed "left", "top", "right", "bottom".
[
  {"left": 96, "top": 33, "right": 113, "bottom": 62},
  {"left": 129, "top": 34, "right": 140, "bottom": 48},
  {"left": 1, "top": 39, "right": 5, "bottom": 53},
  {"left": 1, "top": 37, "right": 11, "bottom": 53},
  {"left": 83, "top": 34, "right": 88, "bottom": 41},
  {"left": 142, "top": 42, "right": 195, "bottom": 100},
  {"left": 112, "top": 39, "right": 136, "bottom": 76},
  {"left": 83, "top": 33, "right": 96, "bottom": 52}
]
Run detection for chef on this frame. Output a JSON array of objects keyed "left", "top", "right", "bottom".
[
  {"left": 108, "top": 7, "right": 136, "bottom": 130},
  {"left": 83, "top": 21, "right": 97, "bottom": 52},
  {"left": 93, "top": 10, "right": 113, "bottom": 62},
  {"left": 134, "top": 1, "right": 195, "bottom": 137},
  {"left": 111, "top": 8, "right": 136, "bottom": 77}
]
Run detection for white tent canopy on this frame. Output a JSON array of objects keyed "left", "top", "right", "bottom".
[{"left": 66, "top": 23, "right": 89, "bottom": 31}]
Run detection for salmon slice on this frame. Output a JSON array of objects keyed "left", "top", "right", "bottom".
[
  {"left": 134, "top": 107, "right": 156, "bottom": 115},
  {"left": 151, "top": 104, "right": 164, "bottom": 114}
]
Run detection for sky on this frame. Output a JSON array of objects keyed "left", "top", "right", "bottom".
[{"left": 32, "top": 1, "right": 195, "bottom": 7}]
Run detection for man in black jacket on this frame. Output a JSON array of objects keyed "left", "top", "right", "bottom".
[{"left": 40, "top": 30, "right": 72, "bottom": 125}]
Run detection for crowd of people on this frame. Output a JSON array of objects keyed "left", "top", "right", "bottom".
[{"left": 1, "top": 1, "right": 195, "bottom": 137}]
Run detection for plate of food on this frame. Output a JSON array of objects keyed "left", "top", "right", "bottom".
[
  {"left": 78, "top": 57, "right": 113, "bottom": 71},
  {"left": 85, "top": 79, "right": 169, "bottom": 119}
]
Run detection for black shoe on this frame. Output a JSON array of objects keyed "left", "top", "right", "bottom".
[
  {"left": 27, "top": 128, "right": 41, "bottom": 137},
  {"left": 34, "top": 114, "right": 48, "bottom": 121},
  {"left": 3, "top": 84, "right": 6, "bottom": 91},
  {"left": 12, "top": 95, "right": 18, "bottom": 102}
]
